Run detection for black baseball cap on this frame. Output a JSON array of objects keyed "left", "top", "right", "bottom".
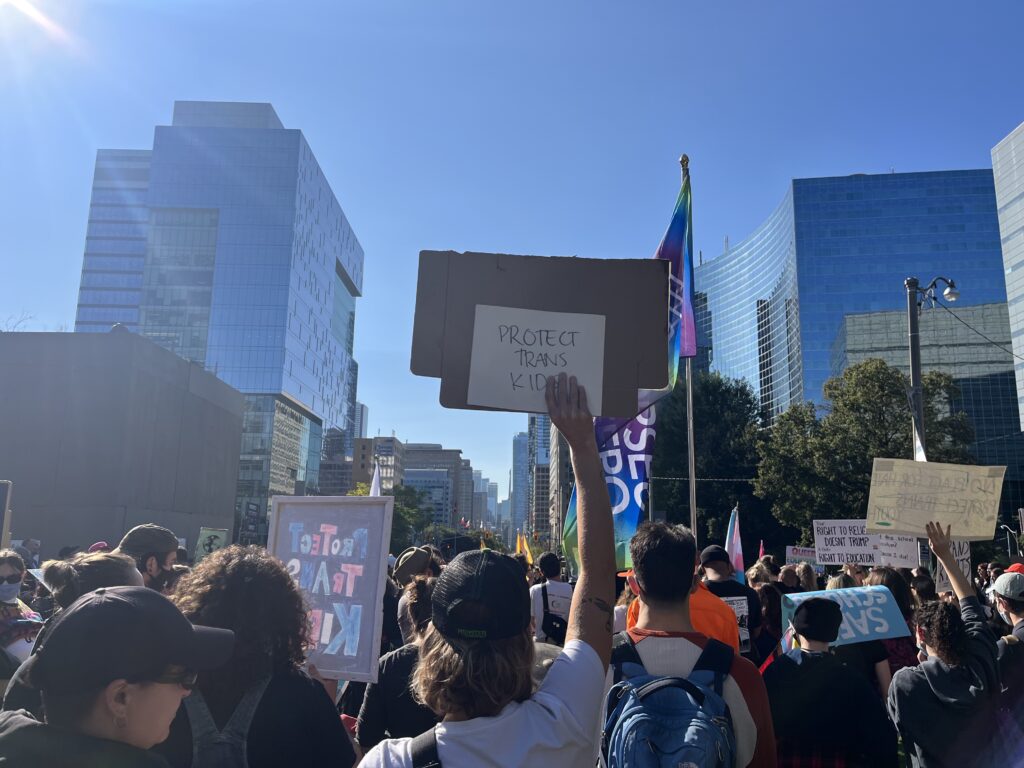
[
  {"left": 432, "top": 550, "right": 530, "bottom": 642},
  {"left": 115, "top": 524, "right": 180, "bottom": 561},
  {"left": 26, "top": 586, "right": 234, "bottom": 693},
  {"left": 793, "top": 598, "right": 843, "bottom": 643},
  {"left": 700, "top": 545, "right": 730, "bottom": 566}
]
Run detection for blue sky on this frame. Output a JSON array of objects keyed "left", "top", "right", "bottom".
[{"left": 2, "top": 0, "right": 1022, "bottom": 497}]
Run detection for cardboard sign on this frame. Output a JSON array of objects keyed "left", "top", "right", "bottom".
[
  {"left": 466, "top": 305, "right": 606, "bottom": 414},
  {"left": 194, "top": 528, "right": 228, "bottom": 563},
  {"left": 874, "top": 534, "right": 921, "bottom": 569},
  {"left": 785, "top": 546, "right": 824, "bottom": 575},
  {"left": 935, "top": 539, "right": 972, "bottom": 594},
  {"left": 813, "top": 520, "right": 877, "bottom": 566},
  {"left": 721, "top": 595, "right": 751, "bottom": 654},
  {"left": 411, "top": 251, "right": 669, "bottom": 418},
  {"left": 268, "top": 496, "right": 393, "bottom": 682},
  {"left": 865, "top": 458, "right": 1005, "bottom": 541},
  {"left": 782, "top": 586, "right": 910, "bottom": 647}
]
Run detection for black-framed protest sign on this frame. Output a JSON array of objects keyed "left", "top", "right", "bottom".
[{"left": 268, "top": 495, "right": 393, "bottom": 682}]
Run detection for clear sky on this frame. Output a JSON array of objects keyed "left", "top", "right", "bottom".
[{"left": 2, "top": 0, "right": 1022, "bottom": 497}]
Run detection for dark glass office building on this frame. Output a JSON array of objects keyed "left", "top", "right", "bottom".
[
  {"left": 73, "top": 102, "right": 364, "bottom": 539},
  {"left": 696, "top": 170, "right": 1007, "bottom": 418}
]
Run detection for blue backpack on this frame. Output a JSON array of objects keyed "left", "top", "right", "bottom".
[{"left": 602, "top": 632, "right": 737, "bottom": 768}]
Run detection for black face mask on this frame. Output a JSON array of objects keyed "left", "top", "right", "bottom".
[{"left": 148, "top": 567, "right": 173, "bottom": 591}]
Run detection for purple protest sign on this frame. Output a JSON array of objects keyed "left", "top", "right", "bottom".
[{"left": 268, "top": 495, "right": 393, "bottom": 682}]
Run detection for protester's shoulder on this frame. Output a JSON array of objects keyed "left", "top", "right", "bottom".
[
  {"left": 361, "top": 737, "right": 412, "bottom": 768},
  {"left": 269, "top": 666, "right": 337, "bottom": 707},
  {"left": 381, "top": 642, "right": 419, "bottom": 667},
  {"left": 890, "top": 660, "right": 928, "bottom": 696}
]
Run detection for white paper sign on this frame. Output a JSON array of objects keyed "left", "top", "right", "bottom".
[
  {"left": 935, "top": 539, "right": 971, "bottom": 594},
  {"left": 875, "top": 534, "right": 921, "bottom": 568},
  {"left": 813, "top": 520, "right": 878, "bottom": 566},
  {"left": 722, "top": 595, "right": 751, "bottom": 654},
  {"left": 466, "top": 305, "right": 605, "bottom": 414}
]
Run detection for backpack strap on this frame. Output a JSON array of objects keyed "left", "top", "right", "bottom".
[
  {"left": 409, "top": 727, "right": 441, "bottom": 768},
  {"left": 542, "top": 584, "right": 550, "bottom": 615},
  {"left": 610, "top": 631, "right": 644, "bottom": 683},
  {"left": 693, "top": 638, "right": 734, "bottom": 697}
]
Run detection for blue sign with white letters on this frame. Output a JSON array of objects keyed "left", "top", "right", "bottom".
[{"left": 781, "top": 586, "right": 910, "bottom": 648}]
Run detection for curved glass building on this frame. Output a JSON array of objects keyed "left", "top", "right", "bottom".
[{"left": 696, "top": 169, "right": 1007, "bottom": 419}]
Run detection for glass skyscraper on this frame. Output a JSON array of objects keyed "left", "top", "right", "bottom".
[
  {"left": 696, "top": 170, "right": 1007, "bottom": 418},
  {"left": 73, "top": 102, "right": 364, "bottom": 539},
  {"left": 992, "top": 122, "right": 1024, "bottom": 430}
]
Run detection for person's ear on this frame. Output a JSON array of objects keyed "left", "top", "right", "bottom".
[
  {"left": 144, "top": 555, "right": 160, "bottom": 576},
  {"left": 690, "top": 556, "right": 699, "bottom": 594},
  {"left": 626, "top": 572, "right": 641, "bottom": 597},
  {"left": 102, "top": 680, "right": 131, "bottom": 728},
  {"left": 915, "top": 625, "right": 926, "bottom": 644}
]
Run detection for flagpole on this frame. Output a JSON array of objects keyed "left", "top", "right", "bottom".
[{"left": 681, "top": 154, "right": 698, "bottom": 547}]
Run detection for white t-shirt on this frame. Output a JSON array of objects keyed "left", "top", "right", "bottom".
[
  {"left": 530, "top": 580, "right": 573, "bottom": 642},
  {"left": 361, "top": 639, "right": 605, "bottom": 768}
]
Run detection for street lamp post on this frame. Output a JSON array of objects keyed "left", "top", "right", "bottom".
[{"left": 904, "top": 276, "right": 960, "bottom": 461}]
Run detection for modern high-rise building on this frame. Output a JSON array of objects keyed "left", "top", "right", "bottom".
[
  {"left": 833, "top": 302, "right": 1024, "bottom": 520},
  {"left": 511, "top": 432, "right": 529, "bottom": 534},
  {"left": 695, "top": 170, "right": 1007, "bottom": 420},
  {"left": 73, "top": 102, "right": 364, "bottom": 539},
  {"left": 992, "top": 123, "right": 1024, "bottom": 430},
  {"left": 487, "top": 481, "right": 498, "bottom": 525},
  {"left": 404, "top": 444, "right": 465, "bottom": 526},
  {"left": 352, "top": 436, "right": 405, "bottom": 491},
  {"left": 404, "top": 468, "right": 453, "bottom": 527},
  {"left": 527, "top": 415, "right": 551, "bottom": 540},
  {"left": 548, "top": 428, "right": 573, "bottom": 553},
  {"left": 353, "top": 402, "right": 369, "bottom": 441}
]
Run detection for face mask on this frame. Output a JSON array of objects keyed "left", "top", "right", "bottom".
[
  {"left": 148, "top": 567, "right": 172, "bottom": 591},
  {"left": 0, "top": 583, "right": 22, "bottom": 603},
  {"left": 999, "top": 609, "right": 1013, "bottom": 626}
]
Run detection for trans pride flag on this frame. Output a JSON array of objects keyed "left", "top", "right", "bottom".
[{"left": 562, "top": 167, "right": 696, "bottom": 573}]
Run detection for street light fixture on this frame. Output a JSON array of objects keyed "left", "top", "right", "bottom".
[
  {"left": 1000, "top": 525, "right": 1019, "bottom": 558},
  {"left": 904, "top": 276, "right": 959, "bottom": 460}
]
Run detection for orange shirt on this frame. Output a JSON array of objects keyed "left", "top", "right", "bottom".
[{"left": 626, "top": 581, "right": 741, "bottom": 652}]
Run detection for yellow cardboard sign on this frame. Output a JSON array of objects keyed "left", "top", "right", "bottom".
[{"left": 865, "top": 458, "right": 1005, "bottom": 541}]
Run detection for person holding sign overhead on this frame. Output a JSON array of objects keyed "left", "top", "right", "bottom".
[
  {"left": 360, "top": 374, "right": 616, "bottom": 768},
  {"left": 887, "top": 522, "right": 1002, "bottom": 768}
]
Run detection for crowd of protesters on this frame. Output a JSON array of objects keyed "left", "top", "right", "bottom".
[{"left": 0, "top": 373, "right": 1021, "bottom": 766}]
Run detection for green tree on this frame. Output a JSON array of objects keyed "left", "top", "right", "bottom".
[
  {"left": 755, "top": 359, "right": 975, "bottom": 541},
  {"left": 347, "top": 482, "right": 432, "bottom": 552},
  {"left": 652, "top": 371, "right": 795, "bottom": 554}
]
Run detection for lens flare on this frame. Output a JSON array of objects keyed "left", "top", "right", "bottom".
[{"left": 1, "top": 0, "right": 71, "bottom": 43}]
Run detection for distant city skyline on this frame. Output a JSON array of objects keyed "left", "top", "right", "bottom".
[{"left": 3, "top": 1, "right": 1023, "bottom": 495}]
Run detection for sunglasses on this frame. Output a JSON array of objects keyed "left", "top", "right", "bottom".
[
  {"left": 0, "top": 574, "right": 22, "bottom": 585},
  {"left": 148, "top": 666, "right": 198, "bottom": 691}
]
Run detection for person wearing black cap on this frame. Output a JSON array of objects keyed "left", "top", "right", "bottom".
[
  {"left": 761, "top": 597, "right": 898, "bottom": 767},
  {"left": 702, "top": 544, "right": 763, "bottom": 663},
  {"left": 0, "top": 586, "right": 233, "bottom": 767},
  {"left": 361, "top": 374, "right": 615, "bottom": 768},
  {"left": 115, "top": 524, "right": 181, "bottom": 592}
]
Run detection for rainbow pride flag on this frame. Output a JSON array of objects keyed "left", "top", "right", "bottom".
[{"left": 562, "top": 168, "right": 696, "bottom": 573}]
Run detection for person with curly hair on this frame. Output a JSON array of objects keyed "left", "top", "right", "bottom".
[
  {"left": 154, "top": 545, "right": 356, "bottom": 768},
  {"left": 887, "top": 523, "right": 1001, "bottom": 768}
]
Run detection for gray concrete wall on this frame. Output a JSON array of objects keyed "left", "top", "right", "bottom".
[{"left": 0, "top": 331, "right": 243, "bottom": 560}]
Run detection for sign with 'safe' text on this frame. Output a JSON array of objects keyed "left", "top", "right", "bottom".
[
  {"left": 466, "top": 305, "right": 606, "bottom": 414},
  {"left": 269, "top": 496, "right": 393, "bottom": 682},
  {"left": 782, "top": 586, "right": 910, "bottom": 648}
]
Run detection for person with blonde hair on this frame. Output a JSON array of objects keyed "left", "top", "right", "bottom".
[
  {"left": 795, "top": 562, "right": 818, "bottom": 592},
  {"left": 361, "top": 374, "right": 616, "bottom": 768},
  {"left": 746, "top": 563, "right": 772, "bottom": 586}
]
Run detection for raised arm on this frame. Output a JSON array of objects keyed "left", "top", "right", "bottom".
[
  {"left": 926, "top": 521, "right": 974, "bottom": 602},
  {"left": 546, "top": 374, "right": 615, "bottom": 670}
]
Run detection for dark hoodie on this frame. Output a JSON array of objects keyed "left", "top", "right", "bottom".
[
  {"left": 887, "top": 596, "right": 1001, "bottom": 768},
  {"left": 0, "top": 710, "right": 170, "bottom": 767}
]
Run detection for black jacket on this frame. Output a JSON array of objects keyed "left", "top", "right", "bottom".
[
  {"left": 887, "top": 596, "right": 1001, "bottom": 768},
  {"left": 0, "top": 710, "right": 169, "bottom": 767},
  {"left": 763, "top": 648, "right": 898, "bottom": 767}
]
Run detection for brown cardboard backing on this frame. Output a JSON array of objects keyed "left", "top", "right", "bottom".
[{"left": 410, "top": 251, "right": 669, "bottom": 418}]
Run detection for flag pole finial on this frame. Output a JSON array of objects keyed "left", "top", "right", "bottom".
[{"left": 679, "top": 154, "right": 689, "bottom": 171}]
